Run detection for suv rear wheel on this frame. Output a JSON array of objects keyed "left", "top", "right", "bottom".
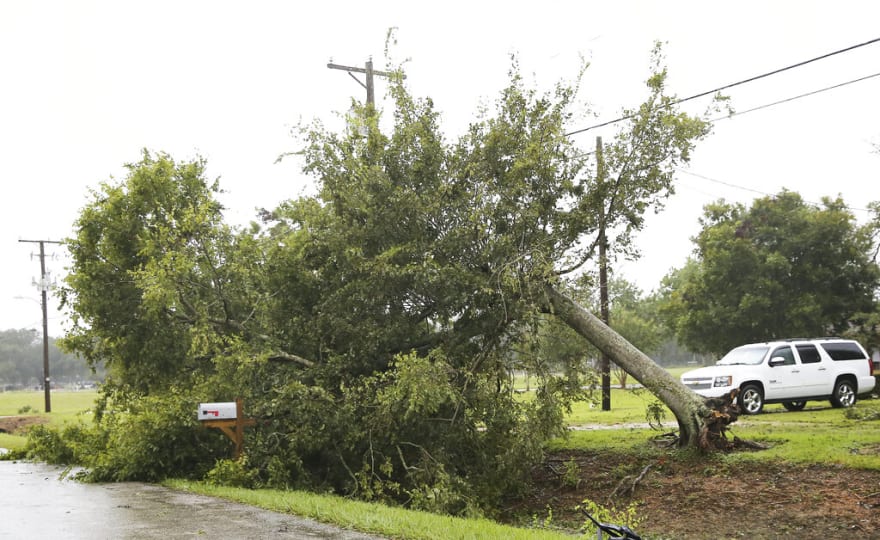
[
  {"left": 738, "top": 384, "right": 764, "bottom": 414},
  {"left": 830, "top": 379, "right": 856, "bottom": 408},
  {"left": 782, "top": 401, "right": 806, "bottom": 411}
]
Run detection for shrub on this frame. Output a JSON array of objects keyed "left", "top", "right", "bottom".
[
  {"left": 85, "top": 390, "right": 226, "bottom": 482},
  {"left": 578, "top": 498, "right": 643, "bottom": 537},
  {"left": 24, "top": 424, "right": 76, "bottom": 464},
  {"left": 205, "top": 456, "right": 259, "bottom": 488}
]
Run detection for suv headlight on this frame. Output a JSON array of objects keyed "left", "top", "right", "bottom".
[{"left": 713, "top": 376, "right": 733, "bottom": 387}]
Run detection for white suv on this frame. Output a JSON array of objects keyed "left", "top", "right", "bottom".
[{"left": 681, "top": 338, "right": 876, "bottom": 414}]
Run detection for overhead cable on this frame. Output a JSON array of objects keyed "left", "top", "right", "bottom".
[
  {"left": 565, "top": 36, "right": 880, "bottom": 136},
  {"left": 676, "top": 168, "right": 873, "bottom": 214},
  {"left": 568, "top": 70, "right": 880, "bottom": 159},
  {"left": 711, "top": 71, "right": 880, "bottom": 122}
]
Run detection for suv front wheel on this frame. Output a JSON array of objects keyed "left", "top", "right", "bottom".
[
  {"left": 738, "top": 384, "right": 764, "bottom": 414},
  {"left": 830, "top": 379, "right": 856, "bottom": 408}
]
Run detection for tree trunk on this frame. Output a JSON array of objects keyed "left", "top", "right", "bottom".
[{"left": 544, "top": 284, "right": 708, "bottom": 448}]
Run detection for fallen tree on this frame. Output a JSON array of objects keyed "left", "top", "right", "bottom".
[
  {"left": 51, "top": 46, "right": 742, "bottom": 515},
  {"left": 545, "top": 285, "right": 742, "bottom": 449}
]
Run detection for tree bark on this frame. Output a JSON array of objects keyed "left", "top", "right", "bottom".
[{"left": 544, "top": 284, "right": 707, "bottom": 448}]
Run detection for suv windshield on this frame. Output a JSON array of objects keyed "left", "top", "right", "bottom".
[{"left": 716, "top": 345, "right": 770, "bottom": 366}]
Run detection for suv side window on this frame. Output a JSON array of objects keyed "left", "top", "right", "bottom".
[
  {"left": 795, "top": 344, "right": 822, "bottom": 364},
  {"left": 770, "top": 346, "right": 795, "bottom": 366},
  {"left": 820, "top": 342, "right": 867, "bottom": 361}
]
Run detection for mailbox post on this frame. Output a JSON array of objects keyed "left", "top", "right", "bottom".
[{"left": 197, "top": 398, "right": 255, "bottom": 459}]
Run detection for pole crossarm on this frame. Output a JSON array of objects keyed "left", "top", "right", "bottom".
[
  {"left": 327, "top": 59, "right": 403, "bottom": 106},
  {"left": 326, "top": 62, "right": 395, "bottom": 78}
]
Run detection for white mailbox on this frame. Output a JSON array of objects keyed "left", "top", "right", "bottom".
[{"left": 198, "top": 402, "right": 237, "bottom": 421}]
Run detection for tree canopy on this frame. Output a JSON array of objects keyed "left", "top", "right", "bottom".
[
  {"left": 660, "top": 190, "right": 880, "bottom": 356},
  {"left": 49, "top": 48, "right": 722, "bottom": 512}
]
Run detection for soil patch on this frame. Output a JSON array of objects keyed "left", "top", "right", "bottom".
[
  {"left": 503, "top": 449, "right": 880, "bottom": 539},
  {"left": 0, "top": 415, "right": 48, "bottom": 435}
]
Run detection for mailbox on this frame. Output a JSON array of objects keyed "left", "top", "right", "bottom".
[{"left": 198, "top": 402, "right": 237, "bottom": 421}]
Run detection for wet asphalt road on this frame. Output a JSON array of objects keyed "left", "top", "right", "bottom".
[{"left": 0, "top": 461, "right": 384, "bottom": 539}]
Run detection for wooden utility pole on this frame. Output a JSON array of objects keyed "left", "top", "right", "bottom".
[
  {"left": 327, "top": 58, "right": 397, "bottom": 106},
  {"left": 596, "top": 137, "right": 611, "bottom": 411},
  {"left": 19, "top": 239, "right": 61, "bottom": 413}
]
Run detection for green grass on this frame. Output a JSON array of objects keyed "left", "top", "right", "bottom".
[
  {"left": 0, "top": 390, "right": 97, "bottom": 451},
  {"left": 0, "top": 390, "right": 98, "bottom": 417},
  {"left": 727, "top": 420, "right": 880, "bottom": 468},
  {"left": 0, "top": 433, "right": 22, "bottom": 451},
  {"left": 512, "top": 366, "right": 693, "bottom": 391},
  {"left": 517, "top": 366, "right": 695, "bottom": 427},
  {"left": 554, "top": 394, "right": 880, "bottom": 470},
  {"left": 165, "top": 480, "right": 577, "bottom": 540},
  {"left": 565, "top": 388, "right": 672, "bottom": 427},
  {"left": 550, "top": 427, "right": 666, "bottom": 453},
  {"left": 664, "top": 366, "right": 695, "bottom": 379}
]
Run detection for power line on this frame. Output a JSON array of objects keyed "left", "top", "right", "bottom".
[
  {"left": 675, "top": 168, "right": 874, "bottom": 214},
  {"left": 565, "top": 69, "right": 880, "bottom": 162},
  {"left": 676, "top": 169, "right": 770, "bottom": 197},
  {"left": 711, "top": 71, "right": 880, "bottom": 122},
  {"left": 565, "top": 36, "right": 880, "bottom": 137}
]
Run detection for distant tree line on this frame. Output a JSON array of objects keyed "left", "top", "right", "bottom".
[{"left": 0, "top": 328, "right": 102, "bottom": 389}]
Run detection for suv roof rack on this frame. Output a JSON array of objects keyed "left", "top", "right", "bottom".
[{"left": 782, "top": 337, "right": 843, "bottom": 342}]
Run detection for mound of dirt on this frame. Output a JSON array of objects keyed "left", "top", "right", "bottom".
[
  {"left": 504, "top": 449, "right": 880, "bottom": 539},
  {"left": 0, "top": 415, "right": 48, "bottom": 435}
]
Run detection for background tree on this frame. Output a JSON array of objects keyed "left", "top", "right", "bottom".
[
  {"left": 660, "top": 190, "right": 880, "bottom": 356},
  {"left": 842, "top": 200, "right": 880, "bottom": 352},
  {"left": 0, "top": 329, "right": 42, "bottom": 387},
  {"left": 0, "top": 329, "right": 100, "bottom": 389}
]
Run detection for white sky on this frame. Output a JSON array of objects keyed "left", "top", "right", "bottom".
[{"left": 1, "top": 0, "right": 878, "bottom": 337}]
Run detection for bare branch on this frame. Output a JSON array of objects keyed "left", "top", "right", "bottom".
[{"left": 267, "top": 350, "right": 315, "bottom": 368}]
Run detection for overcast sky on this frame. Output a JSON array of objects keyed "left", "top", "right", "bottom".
[{"left": 2, "top": 0, "right": 878, "bottom": 337}]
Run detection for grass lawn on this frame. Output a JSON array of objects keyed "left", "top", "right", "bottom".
[
  {"left": 565, "top": 387, "right": 672, "bottom": 426},
  {"left": 0, "top": 390, "right": 97, "bottom": 451},
  {"left": 166, "top": 480, "right": 575, "bottom": 540},
  {"left": 554, "top": 391, "right": 880, "bottom": 470}
]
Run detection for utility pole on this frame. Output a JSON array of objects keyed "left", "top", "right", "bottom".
[
  {"left": 19, "top": 239, "right": 61, "bottom": 413},
  {"left": 326, "top": 58, "right": 397, "bottom": 107},
  {"left": 596, "top": 137, "right": 612, "bottom": 411}
]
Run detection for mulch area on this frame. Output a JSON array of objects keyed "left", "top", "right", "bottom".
[{"left": 0, "top": 415, "right": 48, "bottom": 435}]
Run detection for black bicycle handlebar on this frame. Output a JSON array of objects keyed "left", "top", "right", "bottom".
[{"left": 582, "top": 511, "right": 642, "bottom": 540}]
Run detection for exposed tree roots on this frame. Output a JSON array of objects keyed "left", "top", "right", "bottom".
[
  {"left": 650, "top": 389, "right": 769, "bottom": 451},
  {"left": 699, "top": 388, "right": 742, "bottom": 450}
]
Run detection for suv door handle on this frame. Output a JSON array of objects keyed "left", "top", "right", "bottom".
[
  {"left": 818, "top": 367, "right": 827, "bottom": 371},
  {"left": 791, "top": 370, "right": 800, "bottom": 373}
]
